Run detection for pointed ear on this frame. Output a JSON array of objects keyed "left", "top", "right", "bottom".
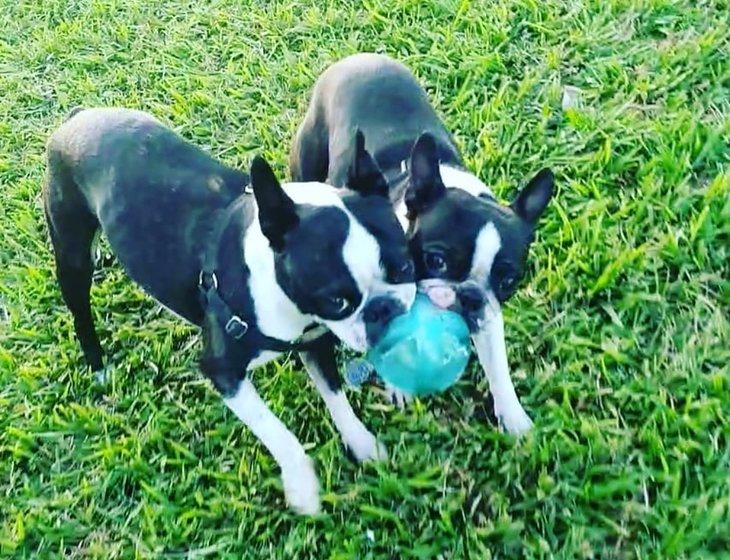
[
  {"left": 511, "top": 168, "right": 554, "bottom": 224},
  {"left": 405, "top": 132, "right": 446, "bottom": 218},
  {"left": 250, "top": 156, "right": 299, "bottom": 251},
  {"left": 347, "top": 129, "right": 389, "bottom": 198}
]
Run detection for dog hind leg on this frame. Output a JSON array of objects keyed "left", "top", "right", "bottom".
[
  {"left": 43, "top": 161, "right": 104, "bottom": 373},
  {"left": 289, "top": 107, "right": 329, "bottom": 182}
]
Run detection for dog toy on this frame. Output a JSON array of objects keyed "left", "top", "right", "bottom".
[{"left": 347, "top": 293, "right": 470, "bottom": 395}]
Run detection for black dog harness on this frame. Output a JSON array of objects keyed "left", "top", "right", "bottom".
[{"left": 198, "top": 193, "right": 327, "bottom": 353}]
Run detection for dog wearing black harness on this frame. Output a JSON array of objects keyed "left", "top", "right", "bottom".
[{"left": 44, "top": 108, "right": 416, "bottom": 514}]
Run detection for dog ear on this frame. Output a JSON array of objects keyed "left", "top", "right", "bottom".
[
  {"left": 347, "top": 129, "right": 389, "bottom": 198},
  {"left": 511, "top": 168, "right": 554, "bottom": 224},
  {"left": 405, "top": 132, "right": 446, "bottom": 218},
  {"left": 250, "top": 156, "right": 299, "bottom": 251}
]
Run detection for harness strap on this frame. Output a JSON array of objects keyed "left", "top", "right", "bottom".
[{"left": 199, "top": 270, "right": 249, "bottom": 340}]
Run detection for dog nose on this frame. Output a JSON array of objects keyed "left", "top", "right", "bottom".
[
  {"left": 364, "top": 296, "right": 404, "bottom": 325},
  {"left": 457, "top": 285, "right": 485, "bottom": 313},
  {"left": 364, "top": 296, "right": 405, "bottom": 344},
  {"left": 455, "top": 283, "right": 486, "bottom": 331}
]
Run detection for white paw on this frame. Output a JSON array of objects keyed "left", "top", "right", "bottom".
[
  {"left": 385, "top": 384, "right": 412, "bottom": 409},
  {"left": 344, "top": 423, "right": 388, "bottom": 463},
  {"left": 496, "top": 402, "right": 533, "bottom": 435},
  {"left": 282, "top": 455, "right": 321, "bottom": 515}
]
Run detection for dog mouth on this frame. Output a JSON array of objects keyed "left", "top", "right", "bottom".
[
  {"left": 423, "top": 285, "right": 457, "bottom": 309},
  {"left": 419, "top": 280, "right": 489, "bottom": 333}
]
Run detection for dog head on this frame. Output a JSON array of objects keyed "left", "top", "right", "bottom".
[
  {"left": 404, "top": 133, "right": 554, "bottom": 331},
  {"left": 249, "top": 152, "right": 415, "bottom": 352}
]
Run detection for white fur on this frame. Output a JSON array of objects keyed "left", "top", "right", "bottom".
[
  {"left": 385, "top": 383, "right": 412, "bottom": 409},
  {"left": 310, "top": 188, "right": 415, "bottom": 351},
  {"left": 394, "top": 166, "right": 493, "bottom": 233},
  {"left": 247, "top": 350, "right": 282, "bottom": 370},
  {"left": 283, "top": 181, "right": 345, "bottom": 208},
  {"left": 323, "top": 311, "right": 369, "bottom": 352},
  {"left": 391, "top": 162, "right": 531, "bottom": 434},
  {"left": 471, "top": 294, "right": 533, "bottom": 435},
  {"left": 244, "top": 218, "right": 313, "bottom": 341},
  {"left": 395, "top": 199, "right": 409, "bottom": 231},
  {"left": 245, "top": 181, "right": 414, "bottom": 353},
  {"left": 439, "top": 164, "right": 494, "bottom": 198},
  {"left": 342, "top": 213, "right": 381, "bottom": 296},
  {"left": 224, "top": 378, "right": 321, "bottom": 514},
  {"left": 300, "top": 353, "right": 386, "bottom": 462},
  {"left": 372, "top": 279, "right": 417, "bottom": 313},
  {"left": 416, "top": 224, "right": 500, "bottom": 311},
  {"left": 469, "top": 222, "right": 502, "bottom": 286},
  {"left": 468, "top": 225, "right": 532, "bottom": 434}
]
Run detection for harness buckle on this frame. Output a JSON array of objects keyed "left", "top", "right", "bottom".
[{"left": 225, "top": 315, "right": 249, "bottom": 339}]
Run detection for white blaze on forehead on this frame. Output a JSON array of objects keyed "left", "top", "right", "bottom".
[
  {"left": 439, "top": 164, "right": 494, "bottom": 198},
  {"left": 322, "top": 212, "right": 384, "bottom": 353},
  {"left": 341, "top": 207, "right": 416, "bottom": 313},
  {"left": 395, "top": 199, "right": 409, "bottom": 232},
  {"left": 285, "top": 181, "right": 385, "bottom": 294},
  {"left": 470, "top": 222, "right": 502, "bottom": 284},
  {"left": 342, "top": 216, "right": 382, "bottom": 294},
  {"left": 246, "top": 180, "right": 405, "bottom": 352}
]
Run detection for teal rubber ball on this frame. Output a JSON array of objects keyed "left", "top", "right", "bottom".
[{"left": 366, "top": 293, "right": 471, "bottom": 395}]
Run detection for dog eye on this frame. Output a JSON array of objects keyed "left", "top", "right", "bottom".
[
  {"left": 423, "top": 251, "right": 448, "bottom": 275},
  {"left": 328, "top": 296, "right": 350, "bottom": 314},
  {"left": 499, "top": 275, "right": 516, "bottom": 292}
]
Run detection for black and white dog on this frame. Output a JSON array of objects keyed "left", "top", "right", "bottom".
[
  {"left": 291, "top": 53, "right": 554, "bottom": 435},
  {"left": 44, "top": 108, "right": 416, "bottom": 514}
]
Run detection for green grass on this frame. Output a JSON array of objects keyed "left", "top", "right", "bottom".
[{"left": 1, "top": 0, "right": 728, "bottom": 557}]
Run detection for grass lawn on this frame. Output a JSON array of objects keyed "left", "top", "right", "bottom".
[{"left": 1, "top": 0, "right": 728, "bottom": 557}]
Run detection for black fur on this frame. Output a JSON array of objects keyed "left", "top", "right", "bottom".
[
  {"left": 44, "top": 108, "right": 413, "bottom": 398},
  {"left": 291, "top": 53, "right": 554, "bottom": 318}
]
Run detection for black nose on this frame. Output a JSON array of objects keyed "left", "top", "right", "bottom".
[
  {"left": 456, "top": 284, "right": 486, "bottom": 332},
  {"left": 364, "top": 296, "right": 406, "bottom": 344},
  {"left": 458, "top": 285, "right": 485, "bottom": 313}
]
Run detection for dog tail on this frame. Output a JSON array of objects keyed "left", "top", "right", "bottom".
[{"left": 65, "top": 106, "right": 85, "bottom": 121}]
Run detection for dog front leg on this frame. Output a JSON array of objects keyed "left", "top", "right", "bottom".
[
  {"left": 224, "top": 376, "right": 321, "bottom": 514},
  {"left": 300, "top": 336, "right": 387, "bottom": 462},
  {"left": 471, "top": 307, "right": 533, "bottom": 435}
]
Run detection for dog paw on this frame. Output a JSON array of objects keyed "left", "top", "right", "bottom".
[
  {"left": 496, "top": 403, "right": 533, "bottom": 436},
  {"left": 385, "top": 385, "right": 412, "bottom": 409},
  {"left": 93, "top": 366, "right": 111, "bottom": 386},
  {"left": 282, "top": 456, "right": 321, "bottom": 515},
  {"left": 344, "top": 425, "right": 388, "bottom": 463}
]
